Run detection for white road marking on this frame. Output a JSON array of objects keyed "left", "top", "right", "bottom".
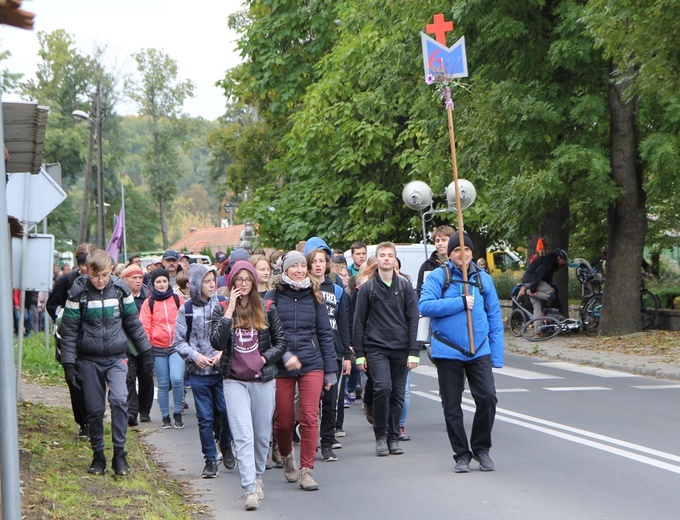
[
  {"left": 413, "top": 365, "right": 438, "bottom": 378},
  {"left": 464, "top": 388, "right": 529, "bottom": 394},
  {"left": 544, "top": 386, "right": 611, "bottom": 392},
  {"left": 632, "top": 385, "right": 680, "bottom": 390},
  {"left": 411, "top": 390, "right": 680, "bottom": 474},
  {"left": 534, "top": 361, "right": 641, "bottom": 378},
  {"left": 494, "top": 366, "right": 563, "bottom": 380}
]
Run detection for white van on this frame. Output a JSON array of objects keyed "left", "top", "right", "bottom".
[{"left": 344, "top": 243, "right": 431, "bottom": 288}]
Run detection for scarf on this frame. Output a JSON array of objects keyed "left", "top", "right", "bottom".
[
  {"left": 281, "top": 273, "right": 311, "bottom": 290},
  {"left": 150, "top": 287, "right": 175, "bottom": 301}
]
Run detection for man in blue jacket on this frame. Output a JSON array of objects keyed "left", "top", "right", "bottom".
[{"left": 419, "top": 233, "right": 504, "bottom": 473}]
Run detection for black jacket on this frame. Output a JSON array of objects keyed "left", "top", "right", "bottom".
[
  {"left": 210, "top": 302, "right": 287, "bottom": 382},
  {"left": 521, "top": 252, "right": 561, "bottom": 292},
  {"left": 265, "top": 280, "right": 337, "bottom": 379},
  {"left": 59, "top": 275, "right": 151, "bottom": 366},
  {"left": 352, "top": 270, "right": 420, "bottom": 358},
  {"left": 417, "top": 250, "right": 446, "bottom": 296},
  {"left": 47, "top": 269, "right": 81, "bottom": 320},
  {"left": 318, "top": 276, "right": 352, "bottom": 362}
]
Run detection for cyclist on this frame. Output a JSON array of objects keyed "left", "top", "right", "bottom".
[{"left": 519, "top": 248, "right": 569, "bottom": 319}]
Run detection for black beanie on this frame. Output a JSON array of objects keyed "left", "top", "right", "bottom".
[
  {"left": 447, "top": 233, "right": 474, "bottom": 256},
  {"left": 150, "top": 268, "right": 170, "bottom": 286}
]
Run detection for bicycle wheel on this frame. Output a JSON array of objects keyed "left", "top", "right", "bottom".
[
  {"left": 509, "top": 309, "right": 526, "bottom": 337},
  {"left": 640, "top": 290, "right": 659, "bottom": 330},
  {"left": 580, "top": 294, "right": 602, "bottom": 333},
  {"left": 521, "top": 316, "right": 561, "bottom": 342}
]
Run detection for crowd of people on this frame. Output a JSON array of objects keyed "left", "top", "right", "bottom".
[{"left": 45, "top": 229, "right": 505, "bottom": 511}]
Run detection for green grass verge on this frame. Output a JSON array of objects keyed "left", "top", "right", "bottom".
[
  {"left": 19, "top": 402, "right": 207, "bottom": 519},
  {"left": 16, "top": 333, "right": 64, "bottom": 385}
]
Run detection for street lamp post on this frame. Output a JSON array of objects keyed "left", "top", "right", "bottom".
[
  {"left": 73, "top": 91, "right": 105, "bottom": 248},
  {"left": 120, "top": 171, "right": 127, "bottom": 261}
]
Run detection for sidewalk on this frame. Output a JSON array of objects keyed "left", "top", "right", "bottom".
[{"left": 504, "top": 330, "right": 680, "bottom": 381}]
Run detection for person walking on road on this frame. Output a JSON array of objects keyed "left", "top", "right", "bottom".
[
  {"left": 210, "top": 260, "right": 286, "bottom": 511},
  {"left": 418, "top": 233, "right": 504, "bottom": 473},
  {"left": 353, "top": 242, "right": 420, "bottom": 457}
]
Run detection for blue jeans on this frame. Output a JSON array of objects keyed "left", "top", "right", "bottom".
[
  {"left": 190, "top": 373, "right": 232, "bottom": 463},
  {"left": 154, "top": 352, "right": 185, "bottom": 417},
  {"left": 400, "top": 369, "right": 412, "bottom": 427}
]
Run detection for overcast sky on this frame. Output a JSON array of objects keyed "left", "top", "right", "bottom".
[{"left": 1, "top": 0, "right": 245, "bottom": 120}]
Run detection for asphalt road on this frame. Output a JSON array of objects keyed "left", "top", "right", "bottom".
[{"left": 145, "top": 353, "right": 680, "bottom": 519}]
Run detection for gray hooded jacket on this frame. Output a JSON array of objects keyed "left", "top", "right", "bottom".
[{"left": 172, "top": 264, "right": 223, "bottom": 376}]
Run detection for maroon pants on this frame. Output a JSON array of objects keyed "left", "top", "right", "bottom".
[{"left": 274, "top": 370, "right": 324, "bottom": 469}]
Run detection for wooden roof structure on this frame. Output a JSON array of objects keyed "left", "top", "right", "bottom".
[
  {"left": 169, "top": 225, "right": 247, "bottom": 255},
  {"left": 0, "top": 0, "right": 34, "bottom": 29},
  {"left": 3, "top": 102, "right": 49, "bottom": 174}
]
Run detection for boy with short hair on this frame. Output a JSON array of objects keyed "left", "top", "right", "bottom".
[{"left": 60, "top": 249, "right": 154, "bottom": 476}]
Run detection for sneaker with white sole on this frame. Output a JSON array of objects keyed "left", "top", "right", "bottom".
[
  {"left": 244, "top": 491, "right": 259, "bottom": 510},
  {"left": 173, "top": 412, "right": 184, "bottom": 429},
  {"left": 474, "top": 451, "right": 495, "bottom": 471},
  {"left": 321, "top": 446, "right": 338, "bottom": 462},
  {"left": 454, "top": 454, "right": 471, "bottom": 473},
  {"left": 256, "top": 478, "right": 264, "bottom": 499},
  {"left": 202, "top": 461, "right": 219, "bottom": 478}
]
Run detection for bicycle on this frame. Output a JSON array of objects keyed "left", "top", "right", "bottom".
[
  {"left": 578, "top": 261, "right": 659, "bottom": 331},
  {"left": 520, "top": 311, "right": 584, "bottom": 341},
  {"left": 508, "top": 284, "right": 532, "bottom": 337}
]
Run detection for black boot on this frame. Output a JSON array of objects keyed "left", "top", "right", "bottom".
[
  {"left": 88, "top": 450, "right": 107, "bottom": 475},
  {"left": 112, "top": 448, "right": 130, "bottom": 476}
]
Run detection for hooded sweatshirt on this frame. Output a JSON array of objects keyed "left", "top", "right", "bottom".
[{"left": 173, "top": 264, "right": 223, "bottom": 376}]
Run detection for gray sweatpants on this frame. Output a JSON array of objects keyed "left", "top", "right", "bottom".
[
  {"left": 523, "top": 280, "right": 555, "bottom": 319},
  {"left": 78, "top": 358, "right": 129, "bottom": 453},
  {"left": 224, "top": 378, "right": 276, "bottom": 493}
]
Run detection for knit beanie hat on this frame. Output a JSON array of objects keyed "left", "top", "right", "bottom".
[
  {"left": 150, "top": 268, "right": 170, "bottom": 285},
  {"left": 447, "top": 233, "right": 474, "bottom": 256},
  {"left": 229, "top": 260, "right": 258, "bottom": 288},
  {"left": 282, "top": 251, "right": 306, "bottom": 273},
  {"left": 121, "top": 264, "right": 144, "bottom": 279}
]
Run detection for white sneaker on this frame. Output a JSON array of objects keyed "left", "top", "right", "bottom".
[
  {"left": 245, "top": 491, "right": 259, "bottom": 511},
  {"left": 256, "top": 478, "right": 264, "bottom": 499}
]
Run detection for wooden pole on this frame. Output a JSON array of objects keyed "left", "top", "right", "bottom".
[{"left": 444, "top": 87, "right": 475, "bottom": 354}]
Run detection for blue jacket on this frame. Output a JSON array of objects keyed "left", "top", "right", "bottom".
[{"left": 418, "top": 261, "right": 504, "bottom": 367}]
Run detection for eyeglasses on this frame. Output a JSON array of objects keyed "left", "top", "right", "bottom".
[
  {"left": 232, "top": 277, "right": 253, "bottom": 285},
  {"left": 90, "top": 273, "right": 110, "bottom": 281}
]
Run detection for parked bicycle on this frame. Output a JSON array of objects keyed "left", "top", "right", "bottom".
[{"left": 577, "top": 260, "right": 658, "bottom": 332}]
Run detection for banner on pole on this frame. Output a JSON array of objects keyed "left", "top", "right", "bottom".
[
  {"left": 421, "top": 33, "right": 468, "bottom": 81},
  {"left": 106, "top": 206, "right": 124, "bottom": 262}
]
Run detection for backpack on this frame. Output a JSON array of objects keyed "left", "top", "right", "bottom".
[
  {"left": 184, "top": 295, "right": 227, "bottom": 341},
  {"left": 148, "top": 293, "right": 181, "bottom": 314},
  {"left": 364, "top": 273, "right": 407, "bottom": 312}
]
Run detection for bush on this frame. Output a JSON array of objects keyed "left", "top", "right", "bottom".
[
  {"left": 491, "top": 271, "right": 522, "bottom": 299},
  {"left": 647, "top": 274, "right": 680, "bottom": 310}
]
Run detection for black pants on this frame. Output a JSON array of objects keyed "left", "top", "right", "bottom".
[
  {"left": 126, "top": 354, "right": 154, "bottom": 417},
  {"left": 320, "top": 360, "right": 343, "bottom": 447},
  {"left": 366, "top": 349, "right": 408, "bottom": 442},
  {"left": 435, "top": 355, "right": 497, "bottom": 461}
]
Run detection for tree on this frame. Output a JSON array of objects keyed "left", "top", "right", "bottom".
[{"left": 126, "top": 48, "right": 195, "bottom": 248}]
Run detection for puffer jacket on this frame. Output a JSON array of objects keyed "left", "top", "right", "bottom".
[
  {"left": 418, "top": 261, "right": 504, "bottom": 367},
  {"left": 172, "top": 264, "right": 222, "bottom": 376},
  {"left": 140, "top": 294, "right": 180, "bottom": 351},
  {"left": 209, "top": 301, "right": 286, "bottom": 382},
  {"left": 265, "top": 277, "right": 337, "bottom": 380},
  {"left": 60, "top": 274, "right": 151, "bottom": 366}
]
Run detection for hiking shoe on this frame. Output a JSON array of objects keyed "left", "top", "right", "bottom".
[
  {"left": 221, "top": 442, "right": 236, "bottom": 470},
  {"left": 161, "top": 416, "right": 172, "bottom": 429},
  {"left": 292, "top": 423, "right": 301, "bottom": 445},
  {"left": 398, "top": 425, "right": 411, "bottom": 441},
  {"left": 202, "top": 461, "right": 219, "bottom": 478},
  {"left": 282, "top": 450, "right": 299, "bottom": 482},
  {"left": 322, "top": 446, "right": 338, "bottom": 462},
  {"left": 375, "top": 439, "right": 389, "bottom": 457},
  {"left": 77, "top": 424, "right": 90, "bottom": 440},
  {"left": 272, "top": 445, "right": 284, "bottom": 468},
  {"left": 346, "top": 391, "right": 356, "bottom": 404},
  {"left": 331, "top": 438, "right": 342, "bottom": 449},
  {"left": 474, "top": 451, "right": 495, "bottom": 471},
  {"left": 173, "top": 412, "right": 184, "bottom": 429},
  {"left": 244, "top": 491, "right": 259, "bottom": 510},
  {"left": 139, "top": 412, "right": 151, "bottom": 422},
  {"left": 299, "top": 467, "right": 319, "bottom": 491},
  {"left": 256, "top": 478, "right": 264, "bottom": 500},
  {"left": 388, "top": 441, "right": 404, "bottom": 455},
  {"left": 112, "top": 450, "right": 130, "bottom": 476},
  {"left": 364, "top": 403, "right": 374, "bottom": 425},
  {"left": 334, "top": 428, "right": 346, "bottom": 438},
  {"left": 88, "top": 450, "right": 107, "bottom": 475},
  {"left": 128, "top": 414, "right": 138, "bottom": 427},
  {"left": 454, "top": 454, "right": 471, "bottom": 473}
]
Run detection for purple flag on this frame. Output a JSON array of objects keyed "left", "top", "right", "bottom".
[{"left": 106, "top": 206, "right": 125, "bottom": 262}]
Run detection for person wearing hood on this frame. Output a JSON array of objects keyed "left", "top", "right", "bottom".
[
  {"left": 140, "top": 268, "right": 184, "bottom": 429},
  {"left": 210, "top": 261, "right": 287, "bottom": 511},
  {"left": 418, "top": 233, "right": 504, "bottom": 473},
  {"left": 265, "top": 251, "right": 338, "bottom": 491},
  {"left": 305, "top": 238, "right": 352, "bottom": 462},
  {"left": 173, "top": 263, "right": 235, "bottom": 478}
]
